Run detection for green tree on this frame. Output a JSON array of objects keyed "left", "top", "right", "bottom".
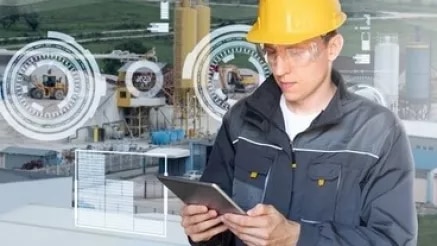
[
  {"left": 23, "top": 12, "right": 39, "bottom": 31},
  {"left": 0, "top": 6, "right": 20, "bottom": 29}
]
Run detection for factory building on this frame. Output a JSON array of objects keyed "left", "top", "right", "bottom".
[
  {"left": 414, "top": 166, "right": 437, "bottom": 206},
  {"left": 404, "top": 121, "right": 437, "bottom": 206}
]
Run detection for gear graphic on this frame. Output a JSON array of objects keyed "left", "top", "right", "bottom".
[
  {"left": 183, "top": 24, "right": 271, "bottom": 122},
  {"left": 0, "top": 31, "right": 106, "bottom": 141}
]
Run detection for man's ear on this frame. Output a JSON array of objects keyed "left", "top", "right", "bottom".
[{"left": 327, "top": 34, "right": 344, "bottom": 62}]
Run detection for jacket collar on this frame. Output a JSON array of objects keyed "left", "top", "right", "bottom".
[{"left": 244, "top": 69, "right": 350, "bottom": 131}]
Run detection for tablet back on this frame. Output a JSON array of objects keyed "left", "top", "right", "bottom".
[{"left": 157, "top": 175, "right": 245, "bottom": 215}]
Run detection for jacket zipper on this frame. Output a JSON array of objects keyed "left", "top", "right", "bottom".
[
  {"left": 245, "top": 104, "right": 303, "bottom": 207},
  {"left": 291, "top": 143, "right": 297, "bottom": 199}
]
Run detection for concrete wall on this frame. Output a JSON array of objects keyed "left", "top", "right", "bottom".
[
  {"left": 90, "top": 89, "right": 122, "bottom": 127},
  {"left": 0, "top": 177, "right": 72, "bottom": 214},
  {"left": 68, "top": 88, "right": 123, "bottom": 142},
  {"left": 0, "top": 205, "right": 189, "bottom": 246}
]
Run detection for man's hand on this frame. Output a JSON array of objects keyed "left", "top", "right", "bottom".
[
  {"left": 180, "top": 204, "right": 228, "bottom": 243},
  {"left": 221, "top": 204, "right": 300, "bottom": 246}
]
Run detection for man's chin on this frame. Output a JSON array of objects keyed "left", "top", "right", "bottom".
[{"left": 282, "top": 93, "right": 301, "bottom": 103}]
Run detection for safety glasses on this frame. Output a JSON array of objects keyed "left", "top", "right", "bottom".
[
  {"left": 258, "top": 41, "right": 321, "bottom": 67},
  {"left": 255, "top": 31, "right": 338, "bottom": 68}
]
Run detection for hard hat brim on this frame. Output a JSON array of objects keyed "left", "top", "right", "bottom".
[{"left": 246, "top": 12, "right": 347, "bottom": 45}]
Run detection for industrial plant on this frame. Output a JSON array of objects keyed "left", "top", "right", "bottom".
[{"left": 0, "top": 0, "right": 436, "bottom": 245}]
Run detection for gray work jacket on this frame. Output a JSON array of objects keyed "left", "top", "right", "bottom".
[{"left": 191, "top": 70, "right": 418, "bottom": 246}]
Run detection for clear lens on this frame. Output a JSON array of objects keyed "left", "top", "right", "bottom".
[{"left": 261, "top": 42, "right": 320, "bottom": 67}]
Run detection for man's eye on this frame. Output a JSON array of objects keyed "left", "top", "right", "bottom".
[{"left": 264, "top": 50, "right": 275, "bottom": 55}]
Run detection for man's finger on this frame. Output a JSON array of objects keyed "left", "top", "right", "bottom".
[
  {"left": 223, "top": 213, "right": 270, "bottom": 228},
  {"left": 247, "top": 204, "right": 274, "bottom": 216},
  {"left": 182, "top": 210, "right": 217, "bottom": 227},
  {"left": 238, "top": 232, "right": 268, "bottom": 246},
  {"left": 225, "top": 219, "right": 270, "bottom": 241},
  {"left": 181, "top": 205, "right": 208, "bottom": 216},
  {"left": 228, "top": 227, "right": 264, "bottom": 246},
  {"left": 185, "top": 216, "right": 222, "bottom": 235},
  {"left": 190, "top": 224, "right": 228, "bottom": 242}
]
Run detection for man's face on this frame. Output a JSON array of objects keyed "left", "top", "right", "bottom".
[{"left": 262, "top": 34, "right": 343, "bottom": 103}]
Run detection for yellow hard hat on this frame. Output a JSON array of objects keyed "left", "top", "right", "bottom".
[{"left": 246, "top": 0, "right": 347, "bottom": 45}]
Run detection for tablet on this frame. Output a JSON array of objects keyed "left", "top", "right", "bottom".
[{"left": 157, "top": 175, "right": 245, "bottom": 215}]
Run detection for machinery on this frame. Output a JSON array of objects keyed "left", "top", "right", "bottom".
[
  {"left": 28, "top": 69, "right": 68, "bottom": 100},
  {"left": 20, "top": 159, "right": 43, "bottom": 170},
  {"left": 217, "top": 64, "right": 256, "bottom": 94}
]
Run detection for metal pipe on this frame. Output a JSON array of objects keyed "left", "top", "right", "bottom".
[{"left": 68, "top": 125, "right": 91, "bottom": 143}]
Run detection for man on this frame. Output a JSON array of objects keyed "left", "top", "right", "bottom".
[{"left": 180, "top": 0, "right": 418, "bottom": 245}]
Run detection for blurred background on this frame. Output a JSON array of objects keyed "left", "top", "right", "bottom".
[{"left": 0, "top": 0, "right": 436, "bottom": 245}]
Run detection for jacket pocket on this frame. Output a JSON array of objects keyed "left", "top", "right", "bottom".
[
  {"left": 232, "top": 148, "right": 274, "bottom": 212},
  {"left": 300, "top": 162, "right": 341, "bottom": 222}
]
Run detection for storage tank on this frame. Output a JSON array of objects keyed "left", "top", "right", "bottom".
[
  {"left": 195, "top": 0, "right": 211, "bottom": 43},
  {"left": 373, "top": 34, "right": 400, "bottom": 111},
  {"left": 174, "top": 0, "right": 198, "bottom": 89},
  {"left": 405, "top": 43, "right": 431, "bottom": 104}
]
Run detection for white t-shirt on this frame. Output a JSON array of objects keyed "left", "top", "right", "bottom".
[{"left": 280, "top": 95, "right": 320, "bottom": 142}]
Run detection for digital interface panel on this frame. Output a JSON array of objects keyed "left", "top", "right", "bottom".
[{"left": 75, "top": 150, "right": 169, "bottom": 237}]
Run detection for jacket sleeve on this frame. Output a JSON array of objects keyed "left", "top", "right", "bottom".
[
  {"left": 188, "top": 112, "right": 236, "bottom": 246},
  {"left": 297, "top": 120, "right": 418, "bottom": 246}
]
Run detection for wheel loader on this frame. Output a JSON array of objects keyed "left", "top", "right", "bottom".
[{"left": 28, "top": 69, "right": 68, "bottom": 100}]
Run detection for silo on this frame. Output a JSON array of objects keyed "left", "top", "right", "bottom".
[
  {"left": 373, "top": 34, "right": 400, "bottom": 112},
  {"left": 174, "top": 0, "right": 197, "bottom": 89},
  {"left": 195, "top": 0, "right": 211, "bottom": 43},
  {"left": 405, "top": 43, "right": 431, "bottom": 104},
  {"left": 195, "top": 1, "right": 211, "bottom": 134}
]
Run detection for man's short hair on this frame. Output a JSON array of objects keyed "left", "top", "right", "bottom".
[{"left": 322, "top": 30, "right": 338, "bottom": 43}]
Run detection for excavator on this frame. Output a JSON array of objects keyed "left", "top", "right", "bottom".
[
  {"left": 217, "top": 64, "right": 256, "bottom": 93},
  {"left": 213, "top": 64, "right": 257, "bottom": 103},
  {"left": 28, "top": 69, "right": 68, "bottom": 100}
]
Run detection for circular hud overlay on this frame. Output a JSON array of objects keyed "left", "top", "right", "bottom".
[
  {"left": 183, "top": 24, "right": 271, "bottom": 122},
  {"left": 0, "top": 31, "right": 106, "bottom": 141},
  {"left": 124, "top": 60, "right": 163, "bottom": 98}
]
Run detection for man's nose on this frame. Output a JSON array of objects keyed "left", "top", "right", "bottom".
[{"left": 271, "top": 55, "right": 291, "bottom": 77}]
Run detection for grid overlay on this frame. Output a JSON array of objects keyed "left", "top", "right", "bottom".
[{"left": 74, "top": 150, "right": 169, "bottom": 237}]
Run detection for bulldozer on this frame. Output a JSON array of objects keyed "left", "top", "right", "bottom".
[{"left": 28, "top": 69, "right": 68, "bottom": 100}]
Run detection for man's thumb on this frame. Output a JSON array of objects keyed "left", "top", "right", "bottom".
[{"left": 247, "top": 204, "right": 269, "bottom": 216}]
